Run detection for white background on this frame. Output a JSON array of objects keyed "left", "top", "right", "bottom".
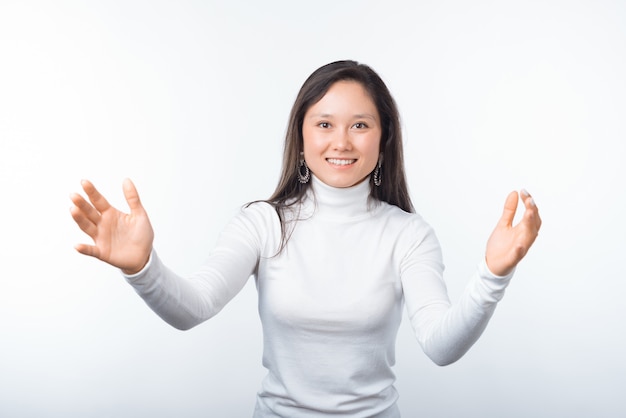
[{"left": 1, "top": 1, "right": 625, "bottom": 417}]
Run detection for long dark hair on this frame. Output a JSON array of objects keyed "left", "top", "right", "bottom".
[{"left": 260, "top": 60, "right": 414, "bottom": 248}]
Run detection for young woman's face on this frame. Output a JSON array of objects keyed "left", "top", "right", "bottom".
[{"left": 302, "top": 80, "right": 382, "bottom": 188}]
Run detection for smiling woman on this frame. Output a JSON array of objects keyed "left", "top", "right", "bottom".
[
  {"left": 302, "top": 80, "right": 382, "bottom": 188},
  {"left": 70, "top": 60, "right": 541, "bottom": 417}
]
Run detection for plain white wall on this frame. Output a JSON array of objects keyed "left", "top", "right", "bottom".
[{"left": 1, "top": 0, "right": 625, "bottom": 416}]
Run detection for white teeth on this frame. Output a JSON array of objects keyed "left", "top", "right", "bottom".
[{"left": 327, "top": 158, "right": 356, "bottom": 166}]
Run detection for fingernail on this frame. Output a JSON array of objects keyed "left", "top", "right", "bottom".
[
  {"left": 521, "top": 189, "right": 530, "bottom": 197},
  {"left": 529, "top": 197, "right": 536, "bottom": 206}
]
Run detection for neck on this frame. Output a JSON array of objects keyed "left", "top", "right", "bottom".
[{"left": 305, "top": 175, "right": 377, "bottom": 220}]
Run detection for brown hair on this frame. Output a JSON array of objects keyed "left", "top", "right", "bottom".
[{"left": 258, "top": 60, "right": 414, "bottom": 248}]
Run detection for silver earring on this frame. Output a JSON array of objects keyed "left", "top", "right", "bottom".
[
  {"left": 373, "top": 157, "right": 382, "bottom": 187},
  {"left": 298, "top": 152, "right": 310, "bottom": 184}
]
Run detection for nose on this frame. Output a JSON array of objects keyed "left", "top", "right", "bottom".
[{"left": 331, "top": 128, "right": 352, "bottom": 151}]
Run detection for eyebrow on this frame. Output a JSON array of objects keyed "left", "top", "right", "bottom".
[{"left": 307, "top": 112, "right": 378, "bottom": 120}]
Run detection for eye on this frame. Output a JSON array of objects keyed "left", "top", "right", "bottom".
[
  {"left": 318, "top": 122, "right": 331, "bottom": 128},
  {"left": 353, "top": 122, "right": 368, "bottom": 129}
]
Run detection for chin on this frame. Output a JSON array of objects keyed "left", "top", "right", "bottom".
[{"left": 325, "top": 176, "right": 366, "bottom": 188}]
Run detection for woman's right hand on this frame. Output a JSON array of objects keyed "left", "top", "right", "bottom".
[{"left": 70, "top": 178, "right": 154, "bottom": 275}]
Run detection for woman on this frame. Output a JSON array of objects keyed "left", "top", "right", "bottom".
[{"left": 70, "top": 60, "right": 541, "bottom": 417}]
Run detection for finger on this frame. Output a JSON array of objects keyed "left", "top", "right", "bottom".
[
  {"left": 74, "top": 243, "right": 101, "bottom": 259},
  {"left": 499, "top": 191, "right": 519, "bottom": 228},
  {"left": 81, "top": 179, "right": 112, "bottom": 213},
  {"left": 521, "top": 189, "right": 537, "bottom": 210},
  {"left": 70, "top": 205, "right": 98, "bottom": 238},
  {"left": 520, "top": 189, "right": 542, "bottom": 231},
  {"left": 122, "top": 178, "right": 144, "bottom": 214},
  {"left": 522, "top": 206, "right": 542, "bottom": 233},
  {"left": 70, "top": 192, "right": 101, "bottom": 225}
]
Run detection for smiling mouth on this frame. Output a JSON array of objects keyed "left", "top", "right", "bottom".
[{"left": 327, "top": 158, "right": 356, "bottom": 166}]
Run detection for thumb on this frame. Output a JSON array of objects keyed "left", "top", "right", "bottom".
[
  {"left": 74, "top": 243, "right": 101, "bottom": 259},
  {"left": 122, "top": 178, "right": 144, "bottom": 214},
  {"left": 499, "top": 191, "right": 519, "bottom": 228}
]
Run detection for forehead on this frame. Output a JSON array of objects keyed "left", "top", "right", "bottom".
[{"left": 307, "top": 80, "right": 378, "bottom": 116}]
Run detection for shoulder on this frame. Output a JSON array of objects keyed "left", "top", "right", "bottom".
[
  {"left": 376, "top": 201, "right": 442, "bottom": 257},
  {"left": 242, "top": 200, "right": 278, "bottom": 216},
  {"left": 215, "top": 201, "right": 282, "bottom": 256},
  {"left": 378, "top": 201, "right": 434, "bottom": 234},
  {"left": 238, "top": 200, "right": 281, "bottom": 230},
  {"left": 219, "top": 200, "right": 281, "bottom": 239}
]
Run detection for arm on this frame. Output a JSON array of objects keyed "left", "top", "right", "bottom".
[
  {"left": 402, "top": 190, "right": 541, "bottom": 365},
  {"left": 70, "top": 179, "right": 268, "bottom": 330},
  {"left": 122, "top": 204, "right": 269, "bottom": 330}
]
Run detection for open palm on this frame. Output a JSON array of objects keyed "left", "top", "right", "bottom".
[
  {"left": 485, "top": 190, "right": 542, "bottom": 276},
  {"left": 70, "top": 179, "right": 154, "bottom": 275}
]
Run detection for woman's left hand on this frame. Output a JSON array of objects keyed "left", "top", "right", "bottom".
[{"left": 485, "top": 190, "right": 542, "bottom": 276}]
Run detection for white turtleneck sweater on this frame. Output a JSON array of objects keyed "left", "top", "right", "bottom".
[{"left": 125, "top": 176, "right": 513, "bottom": 417}]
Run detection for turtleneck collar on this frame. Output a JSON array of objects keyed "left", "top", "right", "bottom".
[{"left": 304, "top": 175, "right": 379, "bottom": 221}]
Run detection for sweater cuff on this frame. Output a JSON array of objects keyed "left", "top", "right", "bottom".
[
  {"left": 470, "top": 258, "right": 515, "bottom": 305},
  {"left": 480, "top": 258, "right": 515, "bottom": 281},
  {"left": 122, "top": 249, "right": 155, "bottom": 281}
]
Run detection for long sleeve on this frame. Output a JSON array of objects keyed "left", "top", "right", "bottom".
[
  {"left": 123, "top": 202, "right": 277, "bottom": 330},
  {"left": 400, "top": 221, "right": 514, "bottom": 366},
  {"left": 117, "top": 174, "right": 516, "bottom": 416}
]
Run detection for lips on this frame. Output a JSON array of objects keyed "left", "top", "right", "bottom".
[{"left": 326, "top": 158, "right": 356, "bottom": 166}]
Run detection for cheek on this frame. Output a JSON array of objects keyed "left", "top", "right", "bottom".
[
  {"left": 302, "top": 130, "right": 325, "bottom": 154},
  {"left": 364, "top": 134, "right": 382, "bottom": 159}
]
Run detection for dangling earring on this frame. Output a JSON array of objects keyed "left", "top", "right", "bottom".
[
  {"left": 298, "top": 152, "right": 310, "bottom": 184},
  {"left": 373, "top": 154, "right": 383, "bottom": 187}
]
